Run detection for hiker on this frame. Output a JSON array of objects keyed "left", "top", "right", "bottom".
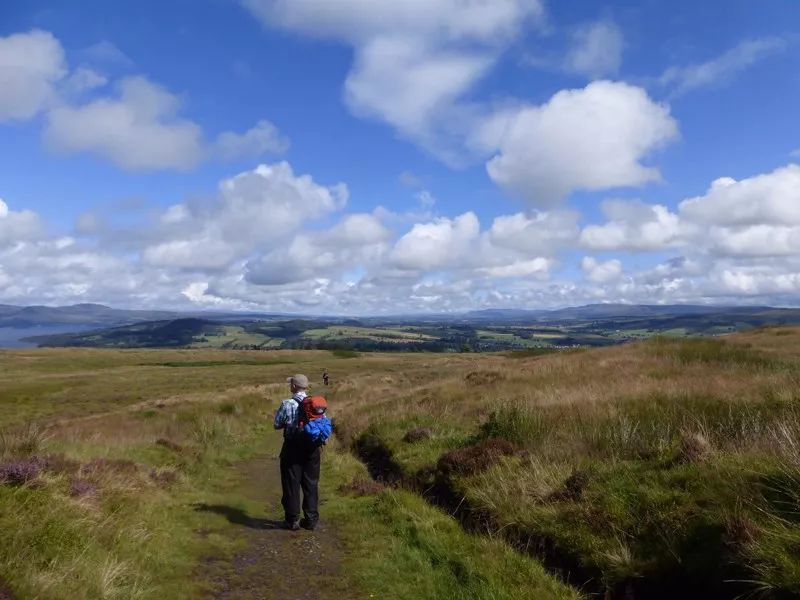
[
  {"left": 273, "top": 374, "right": 330, "bottom": 531},
  {"left": 322, "top": 369, "right": 329, "bottom": 386}
]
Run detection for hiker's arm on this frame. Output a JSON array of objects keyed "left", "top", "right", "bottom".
[{"left": 273, "top": 400, "right": 289, "bottom": 430}]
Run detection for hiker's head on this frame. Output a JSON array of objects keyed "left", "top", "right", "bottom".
[{"left": 287, "top": 374, "right": 309, "bottom": 394}]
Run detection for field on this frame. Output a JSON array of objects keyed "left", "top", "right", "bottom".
[
  {"left": 2, "top": 328, "right": 800, "bottom": 598},
  {"left": 23, "top": 305, "right": 800, "bottom": 353}
]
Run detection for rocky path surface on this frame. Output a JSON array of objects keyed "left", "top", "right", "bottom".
[{"left": 196, "top": 447, "right": 347, "bottom": 600}]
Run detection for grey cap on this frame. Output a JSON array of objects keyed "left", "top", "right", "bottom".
[{"left": 287, "top": 374, "right": 309, "bottom": 389}]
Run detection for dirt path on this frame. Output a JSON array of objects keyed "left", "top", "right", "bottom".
[{"left": 195, "top": 445, "right": 346, "bottom": 600}]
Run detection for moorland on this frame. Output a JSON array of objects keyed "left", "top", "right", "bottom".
[{"left": 1, "top": 326, "right": 799, "bottom": 598}]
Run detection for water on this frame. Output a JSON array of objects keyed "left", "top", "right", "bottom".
[{"left": 0, "top": 325, "right": 94, "bottom": 348}]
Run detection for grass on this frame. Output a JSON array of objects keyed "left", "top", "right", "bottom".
[
  {"left": 332, "top": 329, "right": 800, "bottom": 597},
  {"left": 303, "top": 326, "right": 436, "bottom": 343},
  {"left": 323, "top": 448, "right": 580, "bottom": 600},
  {"left": 5, "top": 329, "right": 800, "bottom": 598},
  {"left": 0, "top": 346, "right": 577, "bottom": 599}
]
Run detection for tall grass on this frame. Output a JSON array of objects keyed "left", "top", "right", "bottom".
[{"left": 331, "top": 330, "right": 800, "bottom": 596}]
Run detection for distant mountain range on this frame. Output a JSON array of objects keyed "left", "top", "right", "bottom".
[
  {"left": 0, "top": 303, "right": 179, "bottom": 328},
  {"left": 8, "top": 301, "right": 800, "bottom": 351},
  {"left": 0, "top": 302, "right": 796, "bottom": 329},
  {"left": 461, "top": 304, "right": 780, "bottom": 322},
  {"left": 0, "top": 303, "right": 290, "bottom": 328},
  {"left": 19, "top": 304, "right": 800, "bottom": 351}
]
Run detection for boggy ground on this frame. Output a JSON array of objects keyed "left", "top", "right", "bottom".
[{"left": 334, "top": 328, "right": 800, "bottom": 598}]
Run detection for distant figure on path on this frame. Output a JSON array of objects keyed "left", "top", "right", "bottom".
[
  {"left": 273, "top": 374, "right": 321, "bottom": 531},
  {"left": 322, "top": 369, "right": 330, "bottom": 386}
]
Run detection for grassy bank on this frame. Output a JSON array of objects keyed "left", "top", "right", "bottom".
[{"left": 335, "top": 329, "right": 800, "bottom": 598}]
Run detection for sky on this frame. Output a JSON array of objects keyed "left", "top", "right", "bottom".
[{"left": 0, "top": 0, "right": 799, "bottom": 314}]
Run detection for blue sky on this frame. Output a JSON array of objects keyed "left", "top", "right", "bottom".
[{"left": 0, "top": 1, "right": 799, "bottom": 313}]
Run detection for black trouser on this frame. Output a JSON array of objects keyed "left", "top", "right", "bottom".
[{"left": 279, "top": 438, "right": 321, "bottom": 523}]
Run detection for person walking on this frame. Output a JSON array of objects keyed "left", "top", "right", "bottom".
[
  {"left": 322, "top": 369, "right": 329, "bottom": 386},
  {"left": 273, "top": 374, "right": 321, "bottom": 531}
]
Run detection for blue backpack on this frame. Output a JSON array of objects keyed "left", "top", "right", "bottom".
[
  {"left": 298, "top": 395, "right": 332, "bottom": 445},
  {"left": 303, "top": 417, "right": 333, "bottom": 445}
]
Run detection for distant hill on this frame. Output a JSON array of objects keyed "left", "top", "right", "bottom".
[
  {"left": 460, "top": 304, "right": 780, "bottom": 323},
  {"left": 19, "top": 303, "right": 800, "bottom": 351},
  {"left": 0, "top": 303, "right": 298, "bottom": 329},
  {"left": 0, "top": 303, "right": 180, "bottom": 328}
]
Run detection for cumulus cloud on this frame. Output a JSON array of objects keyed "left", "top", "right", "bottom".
[
  {"left": 214, "top": 119, "right": 290, "bottom": 161},
  {"left": 244, "top": 4, "right": 678, "bottom": 203},
  {"left": 7, "top": 157, "right": 800, "bottom": 313},
  {"left": 43, "top": 76, "right": 290, "bottom": 170},
  {"left": 580, "top": 199, "right": 681, "bottom": 251},
  {"left": 678, "top": 165, "right": 800, "bottom": 257},
  {"left": 564, "top": 20, "right": 623, "bottom": 78},
  {"left": 659, "top": 37, "right": 787, "bottom": 97},
  {"left": 486, "top": 81, "right": 678, "bottom": 205},
  {"left": 246, "top": 213, "right": 391, "bottom": 285},
  {"left": 579, "top": 164, "right": 800, "bottom": 261},
  {"left": 480, "top": 257, "right": 550, "bottom": 279},
  {"left": 0, "top": 29, "right": 287, "bottom": 172},
  {"left": 61, "top": 67, "right": 108, "bottom": 97},
  {"left": 142, "top": 161, "right": 347, "bottom": 270},
  {"left": 581, "top": 256, "right": 622, "bottom": 283},
  {"left": 488, "top": 210, "right": 580, "bottom": 255},
  {"left": 679, "top": 165, "right": 800, "bottom": 226},
  {"left": 0, "top": 29, "right": 66, "bottom": 121},
  {"left": 244, "top": 0, "right": 544, "bottom": 156},
  {"left": 0, "top": 198, "right": 45, "bottom": 246},
  {"left": 390, "top": 212, "right": 481, "bottom": 271},
  {"left": 44, "top": 76, "right": 205, "bottom": 170}
]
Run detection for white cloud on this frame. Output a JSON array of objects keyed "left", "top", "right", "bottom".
[
  {"left": 0, "top": 198, "right": 45, "bottom": 246},
  {"left": 659, "top": 37, "right": 786, "bottom": 97},
  {"left": 390, "top": 212, "right": 480, "bottom": 271},
  {"left": 488, "top": 210, "right": 580, "bottom": 256},
  {"left": 581, "top": 256, "right": 622, "bottom": 283},
  {"left": 214, "top": 119, "right": 290, "bottom": 161},
  {"left": 7, "top": 156, "right": 800, "bottom": 313},
  {"left": 142, "top": 161, "right": 347, "bottom": 270},
  {"left": 565, "top": 20, "right": 623, "bottom": 78},
  {"left": 677, "top": 165, "right": 800, "bottom": 257},
  {"left": 679, "top": 165, "right": 800, "bottom": 226},
  {"left": 344, "top": 37, "right": 492, "bottom": 142},
  {"left": 244, "top": 0, "right": 544, "bottom": 157},
  {"left": 0, "top": 29, "right": 66, "bottom": 121},
  {"left": 61, "top": 67, "right": 108, "bottom": 96},
  {"left": 79, "top": 41, "right": 134, "bottom": 69},
  {"left": 578, "top": 164, "right": 800, "bottom": 260},
  {"left": 243, "top": 5, "right": 678, "bottom": 205},
  {"left": 416, "top": 190, "right": 436, "bottom": 208},
  {"left": 44, "top": 76, "right": 290, "bottom": 171},
  {"left": 242, "top": 0, "right": 543, "bottom": 45},
  {"left": 486, "top": 81, "right": 678, "bottom": 205},
  {"left": 246, "top": 213, "right": 391, "bottom": 285},
  {"left": 480, "top": 257, "right": 550, "bottom": 279},
  {"left": 44, "top": 76, "right": 205, "bottom": 170},
  {"left": 580, "top": 200, "right": 681, "bottom": 251}
]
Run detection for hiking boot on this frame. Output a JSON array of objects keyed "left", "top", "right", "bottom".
[
  {"left": 284, "top": 519, "right": 300, "bottom": 531},
  {"left": 300, "top": 518, "right": 317, "bottom": 531}
]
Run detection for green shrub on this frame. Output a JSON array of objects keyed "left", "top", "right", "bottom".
[{"left": 331, "top": 349, "right": 360, "bottom": 359}]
